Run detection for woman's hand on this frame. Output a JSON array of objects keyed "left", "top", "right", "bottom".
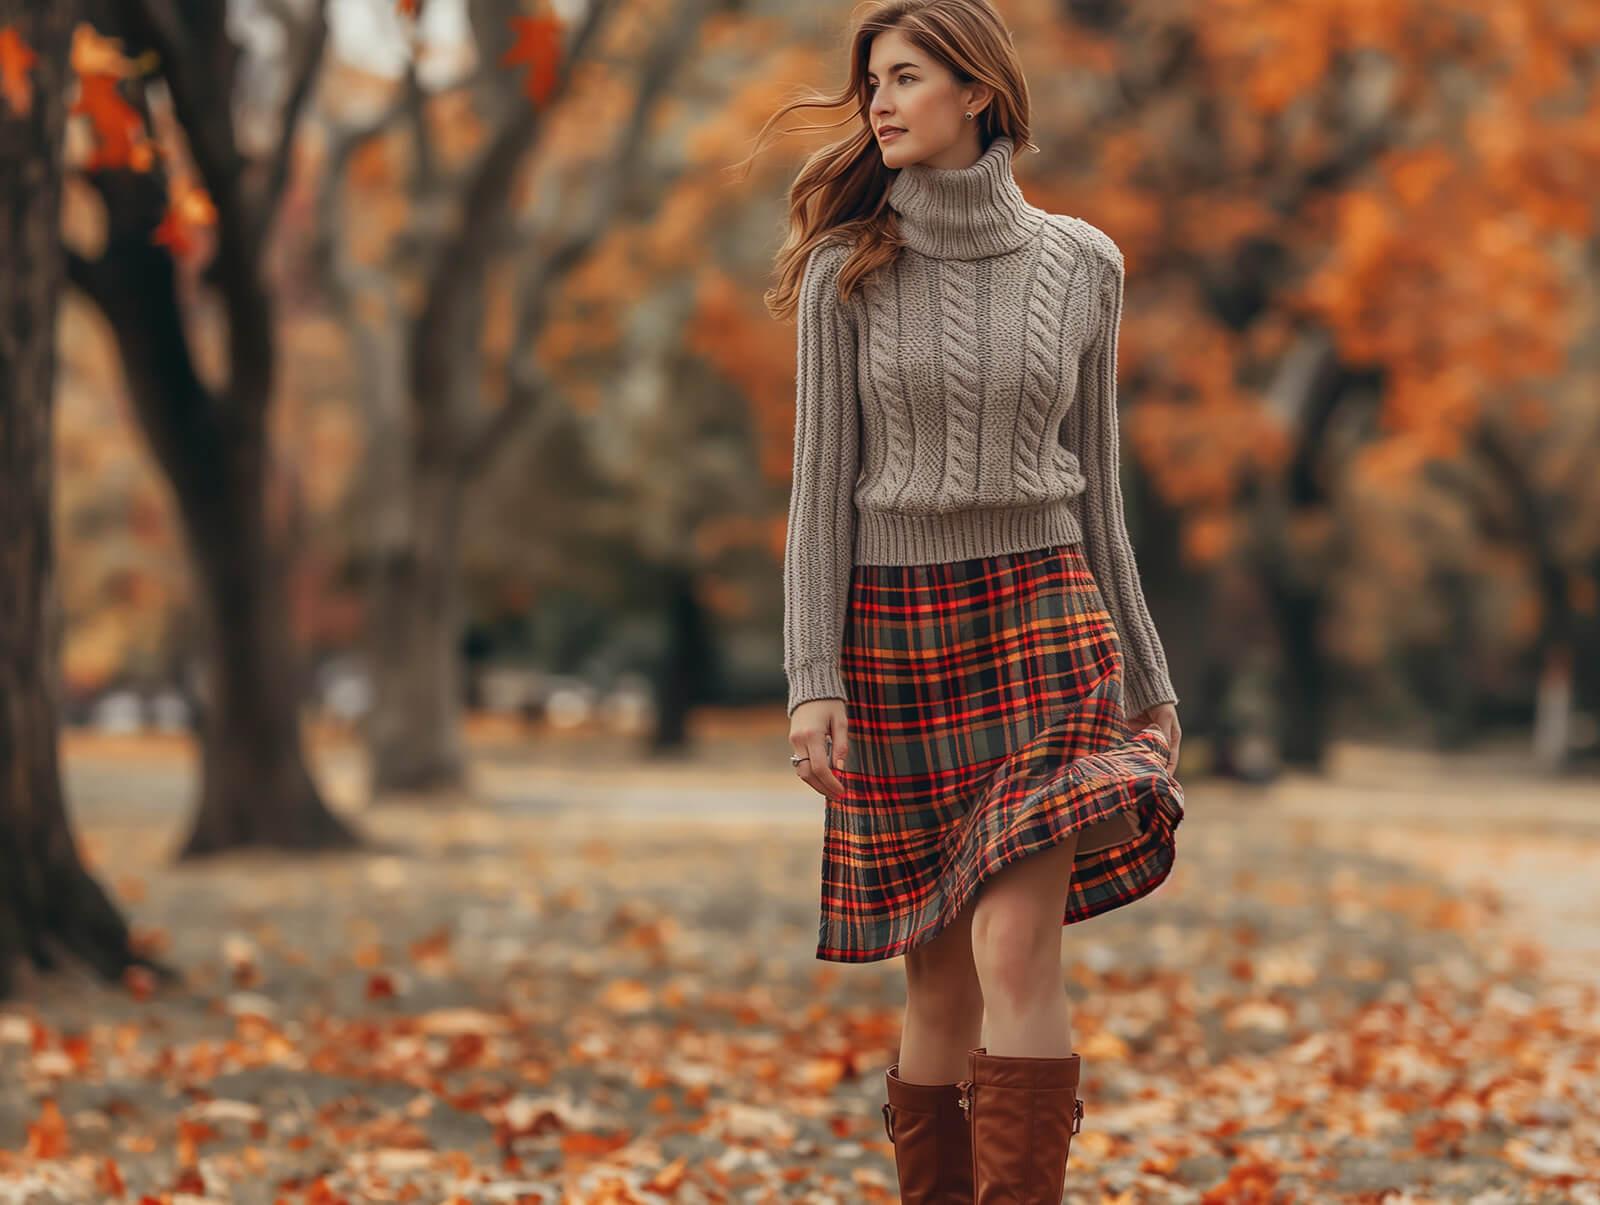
[
  {"left": 790, "top": 698, "right": 849, "bottom": 800},
  {"left": 1128, "top": 701, "right": 1181, "bottom": 775}
]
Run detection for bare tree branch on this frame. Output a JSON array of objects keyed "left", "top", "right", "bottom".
[
  {"left": 259, "top": 0, "right": 330, "bottom": 244},
  {"left": 401, "top": 57, "right": 438, "bottom": 196},
  {"left": 409, "top": 0, "right": 621, "bottom": 426},
  {"left": 313, "top": 100, "right": 412, "bottom": 312},
  {"left": 462, "top": 0, "right": 719, "bottom": 475}
]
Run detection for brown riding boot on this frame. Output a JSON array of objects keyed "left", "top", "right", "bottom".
[
  {"left": 882, "top": 1063, "right": 975, "bottom": 1202},
  {"left": 957, "top": 1046, "right": 1084, "bottom": 1203}
]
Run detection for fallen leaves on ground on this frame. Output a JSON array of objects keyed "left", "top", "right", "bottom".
[{"left": 1, "top": 735, "right": 1597, "bottom": 1203}]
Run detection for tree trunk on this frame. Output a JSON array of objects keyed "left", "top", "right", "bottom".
[
  {"left": 647, "top": 562, "right": 718, "bottom": 754},
  {"left": 364, "top": 461, "right": 469, "bottom": 795},
  {"left": 180, "top": 474, "right": 361, "bottom": 853},
  {"left": 329, "top": 291, "right": 468, "bottom": 796},
  {"left": 1475, "top": 423, "right": 1578, "bottom": 770},
  {"left": 1271, "top": 579, "right": 1329, "bottom": 769},
  {"left": 72, "top": 136, "right": 360, "bottom": 858},
  {"left": 0, "top": 0, "right": 139, "bottom": 995}
]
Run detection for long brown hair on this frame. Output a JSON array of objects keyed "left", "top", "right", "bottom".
[{"left": 740, "top": 1, "right": 1036, "bottom": 321}]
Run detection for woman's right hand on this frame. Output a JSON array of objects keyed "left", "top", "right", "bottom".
[{"left": 789, "top": 698, "right": 849, "bottom": 800}]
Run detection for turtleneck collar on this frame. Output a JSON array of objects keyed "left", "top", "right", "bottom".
[{"left": 885, "top": 135, "right": 1046, "bottom": 260}]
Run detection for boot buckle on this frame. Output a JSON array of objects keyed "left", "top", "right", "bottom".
[
  {"left": 882, "top": 1101, "right": 894, "bottom": 1141},
  {"left": 956, "top": 1080, "right": 972, "bottom": 1115},
  {"left": 1071, "top": 1097, "right": 1084, "bottom": 1134}
]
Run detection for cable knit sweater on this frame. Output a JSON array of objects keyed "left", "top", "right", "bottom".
[{"left": 782, "top": 134, "right": 1178, "bottom": 720}]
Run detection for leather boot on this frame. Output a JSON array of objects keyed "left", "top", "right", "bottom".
[
  {"left": 882, "top": 1063, "right": 975, "bottom": 1202},
  {"left": 957, "top": 1046, "right": 1084, "bottom": 1203}
]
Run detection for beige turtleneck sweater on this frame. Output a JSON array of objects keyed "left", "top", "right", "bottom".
[{"left": 782, "top": 135, "right": 1178, "bottom": 720}]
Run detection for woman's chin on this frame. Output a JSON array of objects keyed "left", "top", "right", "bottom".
[{"left": 878, "top": 139, "right": 915, "bottom": 166}]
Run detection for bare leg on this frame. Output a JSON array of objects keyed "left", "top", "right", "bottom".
[
  {"left": 897, "top": 891, "right": 985, "bottom": 1083},
  {"left": 969, "top": 831, "right": 1081, "bottom": 1056}
]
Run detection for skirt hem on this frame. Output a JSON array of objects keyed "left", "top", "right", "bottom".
[{"left": 815, "top": 728, "right": 1182, "bottom": 964}]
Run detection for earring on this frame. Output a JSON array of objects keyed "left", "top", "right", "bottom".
[{"left": 964, "top": 111, "right": 974, "bottom": 120}]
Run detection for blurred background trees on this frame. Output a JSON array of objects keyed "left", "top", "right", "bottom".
[
  {"left": 1, "top": 0, "right": 1594, "bottom": 892},
  {"left": 312, "top": 0, "right": 727, "bottom": 794},
  {"left": 65, "top": 1, "right": 359, "bottom": 855}
]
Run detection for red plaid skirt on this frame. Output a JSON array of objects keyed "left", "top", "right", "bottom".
[{"left": 818, "top": 541, "right": 1184, "bottom": 963}]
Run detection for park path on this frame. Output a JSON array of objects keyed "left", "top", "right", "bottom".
[{"left": 1261, "top": 740, "right": 1600, "bottom": 988}]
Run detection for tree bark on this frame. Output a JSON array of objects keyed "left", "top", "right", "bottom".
[{"left": 0, "top": 0, "right": 140, "bottom": 995}]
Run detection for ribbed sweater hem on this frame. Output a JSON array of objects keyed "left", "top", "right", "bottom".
[{"left": 853, "top": 496, "right": 1084, "bottom": 566}]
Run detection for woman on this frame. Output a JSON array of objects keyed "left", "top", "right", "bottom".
[{"left": 758, "top": 2, "right": 1186, "bottom": 1199}]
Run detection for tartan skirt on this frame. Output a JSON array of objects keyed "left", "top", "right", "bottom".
[{"left": 818, "top": 541, "right": 1184, "bottom": 963}]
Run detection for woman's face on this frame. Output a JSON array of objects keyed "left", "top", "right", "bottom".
[{"left": 865, "top": 28, "right": 988, "bottom": 170}]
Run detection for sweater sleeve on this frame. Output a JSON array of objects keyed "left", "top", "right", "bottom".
[
  {"left": 782, "top": 242, "right": 861, "bottom": 717},
  {"left": 1063, "top": 240, "right": 1179, "bottom": 719}
]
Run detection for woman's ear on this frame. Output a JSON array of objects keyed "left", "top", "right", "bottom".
[{"left": 965, "top": 82, "right": 995, "bottom": 118}]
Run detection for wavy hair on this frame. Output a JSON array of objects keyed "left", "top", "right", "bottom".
[{"left": 738, "top": 0, "right": 1036, "bottom": 321}]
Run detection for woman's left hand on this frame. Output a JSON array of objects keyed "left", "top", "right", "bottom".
[{"left": 1129, "top": 701, "right": 1181, "bottom": 774}]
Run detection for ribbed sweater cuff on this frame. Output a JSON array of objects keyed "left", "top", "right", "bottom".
[
  {"left": 1123, "top": 659, "right": 1178, "bottom": 720},
  {"left": 854, "top": 497, "right": 1085, "bottom": 565},
  {"left": 786, "top": 660, "right": 847, "bottom": 717}
]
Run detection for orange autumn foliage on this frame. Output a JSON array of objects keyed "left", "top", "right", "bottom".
[
  {"left": 67, "top": 26, "right": 153, "bottom": 172},
  {"left": 0, "top": 26, "right": 37, "bottom": 116}
]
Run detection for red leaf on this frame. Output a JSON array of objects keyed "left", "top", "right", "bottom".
[
  {"left": 72, "top": 71, "right": 151, "bottom": 171},
  {"left": 122, "top": 964, "right": 157, "bottom": 1000},
  {"left": 152, "top": 180, "right": 216, "bottom": 258},
  {"left": 96, "top": 1155, "right": 127, "bottom": 1198},
  {"left": 0, "top": 26, "right": 37, "bottom": 116},
  {"left": 24, "top": 1098, "right": 70, "bottom": 1159},
  {"left": 152, "top": 207, "right": 193, "bottom": 256},
  {"left": 500, "top": 14, "right": 563, "bottom": 106},
  {"left": 366, "top": 971, "right": 398, "bottom": 1000},
  {"left": 170, "top": 1166, "right": 207, "bottom": 1196}
]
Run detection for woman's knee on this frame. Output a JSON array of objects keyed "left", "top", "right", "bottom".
[
  {"left": 970, "top": 911, "right": 1056, "bottom": 1005},
  {"left": 903, "top": 913, "right": 983, "bottom": 1026},
  {"left": 970, "top": 839, "right": 1079, "bottom": 1002}
]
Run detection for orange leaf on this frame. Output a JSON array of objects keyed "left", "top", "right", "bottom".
[
  {"left": 70, "top": 24, "right": 136, "bottom": 78},
  {"left": 95, "top": 1155, "right": 126, "bottom": 1198},
  {"left": 72, "top": 70, "right": 151, "bottom": 172},
  {"left": 0, "top": 26, "right": 37, "bottom": 116},
  {"left": 152, "top": 180, "right": 216, "bottom": 258},
  {"left": 500, "top": 14, "right": 563, "bottom": 106},
  {"left": 397, "top": 0, "right": 421, "bottom": 15},
  {"left": 560, "top": 1129, "right": 632, "bottom": 1157},
  {"left": 25, "top": 1098, "right": 70, "bottom": 1159}
]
